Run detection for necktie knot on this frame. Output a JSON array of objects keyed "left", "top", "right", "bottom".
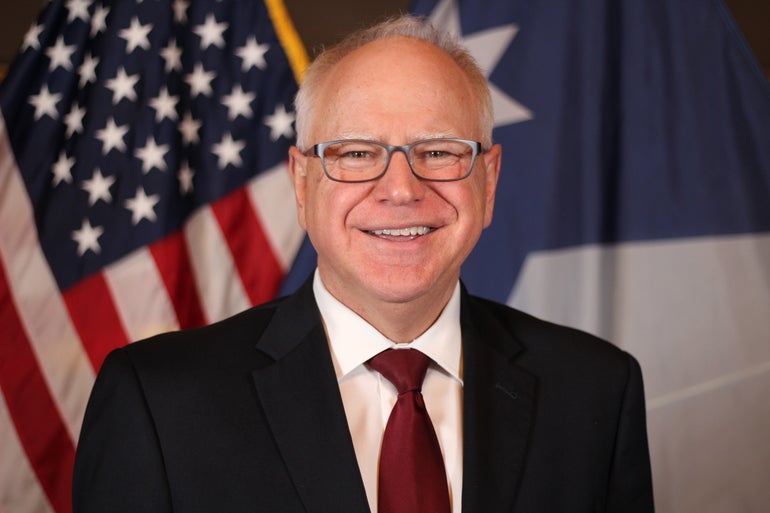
[{"left": 368, "top": 348, "right": 431, "bottom": 394}]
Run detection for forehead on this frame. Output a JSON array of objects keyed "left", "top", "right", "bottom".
[{"left": 311, "top": 37, "right": 480, "bottom": 141}]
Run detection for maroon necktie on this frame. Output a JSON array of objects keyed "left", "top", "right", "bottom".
[{"left": 368, "top": 349, "right": 451, "bottom": 513}]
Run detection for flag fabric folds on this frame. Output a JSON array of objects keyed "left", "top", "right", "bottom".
[
  {"left": 407, "top": 0, "right": 770, "bottom": 512},
  {"left": 0, "top": 1, "right": 306, "bottom": 512}
]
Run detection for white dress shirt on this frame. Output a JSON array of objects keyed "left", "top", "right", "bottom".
[{"left": 313, "top": 271, "right": 464, "bottom": 513}]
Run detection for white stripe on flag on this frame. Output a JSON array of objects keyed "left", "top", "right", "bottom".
[
  {"left": 509, "top": 232, "right": 770, "bottom": 513},
  {"left": 104, "top": 247, "right": 180, "bottom": 343},
  {"left": 0, "top": 394, "right": 56, "bottom": 513},
  {"left": 647, "top": 358, "right": 770, "bottom": 411},
  {"left": 509, "top": 233, "right": 770, "bottom": 399},
  {"left": 0, "top": 115, "right": 94, "bottom": 441},
  {"left": 246, "top": 162, "right": 305, "bottom": 271},
  {"left": 184, "top": 206, "right": 250, "bottom": 323},
  {"left": 646, "top": 363, "right": 770, "bottom": 511}
]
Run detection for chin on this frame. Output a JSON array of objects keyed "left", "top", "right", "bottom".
[
  {"left": 371, "top": 288, "right": 430, "bottom": 305},
  {"left": 363, "top": 270, "right": 443, "bottom": 304}
]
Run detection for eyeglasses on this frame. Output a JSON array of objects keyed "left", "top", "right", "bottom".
[{"left": 305, "top": 138, "right": 483, "bottom": 183}]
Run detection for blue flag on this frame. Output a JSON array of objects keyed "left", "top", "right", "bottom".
[{"left": 408, "top": 0, "right": 770, "bottom": 511}]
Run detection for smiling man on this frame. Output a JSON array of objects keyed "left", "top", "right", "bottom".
[
  {"left": 289, "top": 30, "right": 500, "bottom": 345},
  {"left": 73, "top": 16, "right": 654, "bottom": 513}
]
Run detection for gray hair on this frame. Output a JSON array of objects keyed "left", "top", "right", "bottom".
[{"left": 293, "top": 15, "right": 494, "bottom": 150}]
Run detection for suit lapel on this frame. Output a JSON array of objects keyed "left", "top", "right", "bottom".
[
  {"left": 251, "top": 280, "right": 370, "bottom": 512},
  {"left": 461, "top": 292, "right": 537, "bottom": 513}
]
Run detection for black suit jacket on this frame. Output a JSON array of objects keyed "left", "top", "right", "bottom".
[{"left": 73, "top": 278, "right": 654, "bottom": 512}]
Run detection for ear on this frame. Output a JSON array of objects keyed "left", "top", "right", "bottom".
[
  {"left": 481, "top": 143, "right": 502, "bottom": 228},
  {"left": 288, "top": 146, "right": 308, "bottom": 230}
]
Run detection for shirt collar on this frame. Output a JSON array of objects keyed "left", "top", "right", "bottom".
[{"left": 312, "top": 270, "right": 463, "bottom": 384}]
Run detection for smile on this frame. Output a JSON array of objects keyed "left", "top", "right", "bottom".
[{"left": 369, "top": 226, "right": 433, "bottom": 236}]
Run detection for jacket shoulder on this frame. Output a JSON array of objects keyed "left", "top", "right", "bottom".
[
  {"left": 464, "top": 293, "right": 634, "bottom": 370},
  {"left": 111, "top": 296, "right": 287, "bottom": 373}
]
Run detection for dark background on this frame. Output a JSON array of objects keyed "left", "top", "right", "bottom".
[{"left": 1, "top": 0, "right": 769, "bottom": 79}]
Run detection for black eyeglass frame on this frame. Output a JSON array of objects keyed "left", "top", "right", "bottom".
[{"left": 304, "top": 138, "right": 485, "bottom": 183}]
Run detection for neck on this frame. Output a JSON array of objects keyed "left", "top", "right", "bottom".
[
  {"left": 355, "top": 294, "right": 452, "bottom": 343},
  {"left": 319, "top": 273, "right": 457, "bottom": 343}
]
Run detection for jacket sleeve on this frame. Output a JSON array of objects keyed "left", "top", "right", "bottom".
[
  {"left": 605, "top": 354, "right": 656, "bottom": 512},
  {"left": 72, "top": 348, "right": 172, "bottom": 513}
]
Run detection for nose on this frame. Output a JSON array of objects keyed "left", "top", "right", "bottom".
[{"left": 372, "top": 149, "right": 425, "bottom": 204}]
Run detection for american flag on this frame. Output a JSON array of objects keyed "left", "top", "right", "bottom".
[{"left": 0, "top": 1, "right": 307, "bottom": 512}]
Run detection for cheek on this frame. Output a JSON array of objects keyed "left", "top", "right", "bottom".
[
  {"left": 304, "top": 179, "right": 369, "bottom": 232},
  {"left": 435, "top": 177, "right": 488, "bottom": 225}
]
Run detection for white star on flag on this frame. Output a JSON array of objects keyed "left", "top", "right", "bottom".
[
  {"left": 66, "top": 0, "right": 91, "bottom": 23},
  {"left": 178, "top": 161, "right": 195, "bottom": 194},
  {"left": 46, "top": 36, "right": 76, "bottom": 71},
  {"left": 136, "top": 136, "right": 169, "bottom": 174},
  {"left": 64, "top": 103, "right": 86, "bottom": 137},
  {"left": 29, "top": 85, "right": 61, "bottom": 120},
  {"left": 120, "top": 17, "right": 152, "bottom": 53},
  {"left": 78, "top": 53, "right": 99, "bottom": 88},
  {"left": 90, "top": 4, "right": 110, "bottom": 37},
  {"left": 72, "top": 219, "right": 104, "bottom": 255},
  {"left": 81, "top": 169, "right": 115, "bottom": 206},
  {"left": 51, "top": 152, "right": 74, "bottom": 186},
  {"left": 236, "top": 36, "right": 269, "bottom": 71},
  {"left": 96, "top": 118, "right": 129, "bottom": 154},
  {"left": 149, "top": 88, "right": 179, "bottom": 122},
  {"left": 106, "top": 67, "right": 139, "bottom": 104},
  {"left": 222, "top": 85, "right": 256, "bottom": 120},
  {"left": 125, "top": 187, "right": 160, "bottom": 225},
  {"left": 194, "top": 14, "right": 228, "bottom": 49},
  {"left": 428, "top": 0, "right": 533, "bottom": 126},
  {"left": 212, "top": 133, "right": 245, "bottom": 169},
  {"left": 179, "top": 112, "right": 202, "bottom": 145},
  {"left": 264, "top": 104, "right": 295, "bottom": 141},
  {"left": 160, "top": 40, "right": 183, "bottom": 73},
  {"left": 185, "top": 63, "right": 215, "bottom": 97},
  {"left": 22, "top": 24, "right": 43, "bottom": 51},
  {"left": 173, "top": 0, "right": 189, "bottom": 24}
]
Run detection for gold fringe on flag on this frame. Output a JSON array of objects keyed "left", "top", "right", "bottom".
[{"left": 264, "top": 0, "right": 310, "bottom": 84}]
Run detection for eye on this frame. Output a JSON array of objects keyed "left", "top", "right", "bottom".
[
  {"left": 413, "top": 145, "right": 463, "bottom": 165},
  {"left": 341, "top": 150, "right": 375, "bottom": 159},
  {"left": 413, "top": 140, "right": 469, "bottom": 161},
  {"left": 425, "top": 150, "right": 453, "bottom": 159},
  {"left": 324, "top": 141, "right": 383, "bottom": 171},
  {"left": 325, "top": 143, "right": 376, "bottom": 160}
]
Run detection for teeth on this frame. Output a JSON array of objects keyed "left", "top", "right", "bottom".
[{"left": 372, "top": 226, "right": 431, "bottom": 236}]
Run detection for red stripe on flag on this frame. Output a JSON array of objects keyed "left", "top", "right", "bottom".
[
  {"left": 0, "top": 259, "right": 74, "bottom": 513},
  {"left": 211, "top": 187, "right": 283, "bottom": 306},
  {"left": 150, "top": 230, "right": 207, "bottom": 330},
  {"left": 63, "top": 272, "right": 129, "bottom": 372}
]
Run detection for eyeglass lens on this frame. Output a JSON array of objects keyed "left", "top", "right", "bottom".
[{"left": 320, "top": 139, "right": 476, "bottom": 182}]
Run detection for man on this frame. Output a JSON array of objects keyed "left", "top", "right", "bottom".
[{"left": 73, "top": 16, "right": 654, "bottom": 513}]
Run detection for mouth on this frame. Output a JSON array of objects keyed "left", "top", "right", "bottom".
[{"left": 367, "top": 226, "right": 434, "bottom": 238}]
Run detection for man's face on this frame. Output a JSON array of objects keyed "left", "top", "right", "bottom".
[{"left": 289, "top": 37, "right": 501, "bottom": 315}]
